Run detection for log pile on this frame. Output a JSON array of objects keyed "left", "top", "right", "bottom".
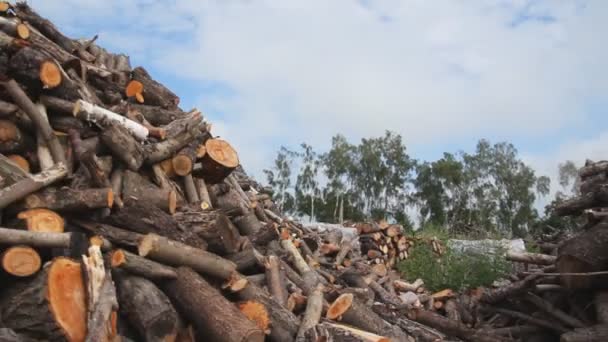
[{"left": 3, "top": 3, "right": 608, "bottom": 342}]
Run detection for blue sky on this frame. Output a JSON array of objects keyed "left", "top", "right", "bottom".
[{"left": 32, "top": 0, "right": 608, "bottom": 201}]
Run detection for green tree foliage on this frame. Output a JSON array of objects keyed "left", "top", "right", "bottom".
[{"left": 265, "top": 136, "right": 554, "bottom": 237}]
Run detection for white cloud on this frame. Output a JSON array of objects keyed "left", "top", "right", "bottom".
[{"left": 34, "top": 0, "right": 608, "bottom": 186}]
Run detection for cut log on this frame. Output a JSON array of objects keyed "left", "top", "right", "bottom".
[
  {"left": 174, "top": 207, "right": 240, "bottom": 254},
  {"left": 111, "top": 249, "right": 177, "bottom": 280},
  {"left": 0, "top": 120, "right": 30, "bottom": 154},
  {"left": 162, "top": 267, "right": 264, "bottom": 342},
  {"left": 408, "top": 309, "right": 506, "bottom": 342},
  {"left": 172, "top": 135, "right": 207, "bottom": 176},
  {"left": 101, "top": 122, "right": 144, "bottom": 171},
  {"left": 307, "top": 321, "right": 391, "bottom": 342},
  {"left": 281, "top": 238, "right": 320, "bottom": 290},
  {"left": 238, "top": 300, "right": 271, "bottom": 335},
  {"left": 507, "top": 251, "right": 556, "bottom": 265},
  {"left": 557, "top": 220, "right": 608, "bottom": 289},
  {"left": 182, "top": 174, "right": 199, "bottom": 203},
  {"left": 20, "top": 187, "right": 113, "bottom": 211},
  {"left": 394, "top": 279, "right": 424, "bottom": 293},
  {"left": 69, "top": 129, "right": 110, "bottom": 188},
  {"left": 525, "top": 292, "right": 584, "bottom": 328},
  {"left": 121, "top": 170, "right": 176, "bottom": 214},
  {"left": 0, "top": 257, "right": 86, "bottom": 341},
  {"left": 14, "top": 3, "right": 78, "bottom": 53},
  {"left": 17, "top": 208, "right": 64, "bottom": 232},
  {"left": 1, "top": 245, "right": 41, "bottom": 277},
  {"left": 0, "top": 162, "right": 67, "bottom": 209},
  {"left": 195, "top": 177, "right": 212, "bottom": 209},
  {"left": 326, "top": 294, "right": 410, "bottom": 341},
  {"left": 265, "top": 255, "right": 288, "bottom": 307},
  {"left": 138, "top": 233, "right": 239, "bottom": 281},
  {"left": 227, "top": 247, "right": 262, "bottom": 273},
  {"left": 555, "top": 185, "right": 608, "bottom": 216},
  {"left": 580, "top": 161, "right": 608, "bottom": 179},
  {"left": 0, "top": 227, "right": 75, "bottom": 249},
  {"left": 106, "top": 202, "right": 206, "bottom": 249},
  {"left": 296, "top": 284, "right": 324, "bottom": 341},
  {"left": 130, "top": 67, "right": 179, "bottom": 109},
  {"left": 110, "top": 166, "right": 124, "bottom": 208},
  {"left": 124, "top": 80, "right": 143, "bottom": 102},
  {"left": 335, "top": 236, "right": 357, "bottom": 268},
  {"left": 480, "top": 273, "right": 539, "bottom": 304},
  {"left": 72, "top": 220, "right": 143, "bottom": 248},
  {"left": 7, "top": 46, "right": 61, "bottom": 90},
  {"left": 73, "top": 100, "right": 148, "bottom": 141},
  {"left": 114, "top": 272, "right": 180, "bottom": 342},
  {"left": 233, "top": 211, "right": 263, "bottom": 236},
  {"left": 145, "top": 125, "right": 199, "bottom": 165},
  {"left": 237, "top": 281, "right": 301, "bottom": 342},
  {"left": 85, "top": 274, "right": 118, "bottom": 342},
  {"left": 119, "top": 103, "right": 185, "bottom": 126},
  {"left": 199, "top": 138, "right": 239, "bottom": 184},
  {"left": 2, "top": 80, "right": 66, "bottom": 165}
]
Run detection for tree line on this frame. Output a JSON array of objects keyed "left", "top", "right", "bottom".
[{"left": 263, "top": 131, "right": 578, "bottom": 238}]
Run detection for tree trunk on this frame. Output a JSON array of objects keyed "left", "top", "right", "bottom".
[
  {"left": 0, "top": 257, "right": 86, "bottom": 341},
  {"left": 104, "top": 202, "right": 206, "bottom": 250},
  {"left": 237, "top": 281, "right": 301, "bottom": 342},
  {"left": 173, "top": 208, "right": 240, "bottom": 255},
  {"left": 111, "top": 249, "right": 177, "bottom": 280},
  {"left": 326, "top": 294, "right": 410, "bottom": 341},
  {"left": 100, "top": 122, "right": 144, "bottom": 171},
  {"left": 114, "top": 272, "right": 180, "bottom": 342},
  {"left": 199, "top": 138, "right": 239, "bottom": 184},
  {"left": 121, "top": 170, "right": 176, "bottom": 214},
  {"left": 162, "top": 267, "right": 264, "bottom": 342},
  {"left": 19, "top": 187, "right": 113, "bottom": 211},
  {"left": 0, "top": 162, "right": 68, "bottom": 209}
]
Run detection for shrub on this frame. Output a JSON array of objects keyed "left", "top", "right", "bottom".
[{"left": 397, "top": 243, "right": 511, "bottom": 292}]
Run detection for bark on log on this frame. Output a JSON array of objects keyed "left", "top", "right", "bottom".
[
  {"left": 507, "top": 251, "right": 557, "bottom": 265},
  {"left": 111, "top": 249, "right": 177, "bottom": 280},
  {"left": 173, "top": 208, "right": 240, "bottom": 255},
  {"left": 0, "top": 257, "right": 86, "bottom": 341},
  {"left": 20, "top": 187, "right": 113, "bottom": 211},
  {"left": 326, "top": 294, "right": 410, "bottom": 341},
  {"left": 557, "top": 220, "right": 608, "bottom": 289},
  {"left": 2, "top": 79, "right": 66, "bottom": 165},
  {"left": 182, "top": 174, "right": 199, "bottom": 203},
  {"left": 8, "top": 46, "right": 62, "bottom": 90},
  {"left": 282, "top": 238, "right": 320, "bottom": 290},
  {"left": 580, "top": 161, "right": 608, "bottom": 179},
  {"left": 72, "top": 220, "right": 143, "bottom": 248},
  {"left": 0, "top": 162, "right": 67, "bottom": 209},
  {"left": 1, "top": 245, "right": 41, "bottom": 277},
  {"left": 130, "top": 67, "right": 179, "bottom": 109},
  {"left": 233, "top": 211, "right": 263, "bottom": 236},
  {"left": 138, "top": 233, "right": 239, "bottom": 281},
  {"left": 227, "top": 247, "right": 263, "bottom": 274},
  {"left": 195, "top": 177, "right": 212, "bottom": 210},
  {"left": 251, "top": 223, "right": 280, "bottom": 248},
  {"left": 561, "top": 325, "right": 608, "bottom": 342},
  {"left": 73, "top": 100, "right": 148, "bottom": 141},
  {"left": 555, "top": 185, "right": 608, "bottom": 216},
  {"left": 296, "top": 284, "right": 324, "bottom": 341},
  {"left": 199, "top": 138, "right": 239, "bottom": 184},
  {"left": 101, "top": 122, "right": 144, "bottom": 171},
  {"left": 121, "top": 170, "right": 176, "bottom": 214},
  {"left": 162, "top": 267, "right": 264, "bottom": 342},
  {"left": 408, "top": 309, "right": 506, "bottom": 342},
  {"left": 265, "top": 255, "right": 288, "bottom": 307},
  {"left": 237, "top": 281, "right": 301, "bottom": 342},
  {"left": 172, "top": 135, "right": 206, "bottom": 176},
  {"left": 119, "top": 103, "right": 185, "bottom": 126},
  {"left": 525, "top": 292, "right": 584, "bottom": 328},
  {"left": 114, "top": 272, "right": 180, "bottom": 342},
  {"left": 144, "top": 125, "right": 198, "bottom": 165},
  {"left": 480, "top": 274, "right": 539, "bottom": 304},
  {"left": 105, "top": 202, "right": 206, "bottom": 249},
  {"left": 69, "top": 129, "right": 110, "bottom": 188},
  {"left": 0, "top": 328, "right": 37, "bottom": 342},
  {"left": 14, "top": 3, "right": 78, "bottom": 53},
  {"left": 85, "top": 274, "right": 118, "bottom": 342}
]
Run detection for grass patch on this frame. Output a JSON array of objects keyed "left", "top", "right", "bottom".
[{"left": 397, "top": 243, "right": 511, "bottom": 292}]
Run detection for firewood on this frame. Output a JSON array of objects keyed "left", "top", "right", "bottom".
[
  {"left": 172, "top": 135, "right": 207, "bottom": 176},
  {"left": 0, "top": 328, "right": 37, "bottom": 342},
  {"left": 335, "top": 236, "right": 357, "bottom": 268},
  {"left": 326, "top": 293, "right": 410, "bottom": 341},
  {"left": 85, "top": 274, "right": 119, "bottom": 342},
  {"left": 296, "top": 284, "right": 325, "bottom": 341},
  {"left": 138, "top": 233, "right": 239, "bottom": 282},
  {"left": 0, "top": 120, "right": 31, "bottom": 154},
  {"left": 489, "top": 306, "right": 568, "bottom": 333},
  {"left": 125, "top": 80, "right": 144, "bottom": 102},
  {"left": 199, "top": 138, "right": 239, "bottom": 184},
  {"left": 111, "top": 249, "right": 177, "bottom": 280},
  {"left": 69, "top": 129, "right": 111, "bottom": 188},
  {"left": 308, "top": 321, "right": 391, "bottom": 342},
  {"left": 14, "top": 3, "right": 78, "bottom": 53},
  {"left": 228, "top": 247, "right": 263, "bottom": 273},
  {"left": 213, "top": 187, "right": 249, "bottom": 216},
  {"left": 0, "top": 14, "right": 29, "bottom": 39},
  {"left": 19, "top": 187, "right": 113, "bottom": 211},
  {"left": 72, "top": 220, "right": 143, "bottom": 248},
  {"left": 234, "top": 211, "right": 263, "bottom": 236},
  {"left": 162, "top": 267, "right": 264, "bottom": 342},
  {"left": 525, "top": 292, "right": 584, "bottom": 328},
  {"left": 101, "top": 122, "right": 144, "bottom": 171},
  {"left": 130, "top": 67, "right": 179, "bottom": 109},
  {"left": 145, "top": 124, "right": 199, "bottom": 164},
  {"left": 555, "top": 185, "right": 608, "bottom": 216},
  {"left": 282, "top": 237, "right": 321, "bottom": 290},
  {"left": 408, "top": 309, "right": 507, "bottom": 342},
  {"left": 265, "top": 255, "right": 288, "bottom": 307},
  {"left": 0, "top": 257, "right": 86, "bottom": 341},
  {"left": 0, "top": 161, "right": 67, "bottom": 209},
  {"left": 114, "top": 272, "right": 180, "bottom": 341},
  {"left": 507, "top": 251, "right": 556, "bottom": 265},
  {"left": 1, "top": 245, "right": 41, "bottom": 277},
  {"left": 17, "top": 208, "right": 64, "bottom": 232},
  {"left": 124, "top": 105, "right": 166, "bottom": 139},
  {"left": 73, "top": 99, "right": 149, "bottom": 141},
  {"left": 173, "top": 208, "right": 240, "bottom": 255},
  {"left": 182, "top": 174, "right": 199, "bottom": 203},
  {"left": 122, "top": 170, "right": 176, "bottom": 214},
  {"left": 557, "top": 220, "right": 608, "bottom": 289},
  {"left": 580, "top": 160, "right": 608, "bottom": 179},
  {"left": 287, "top": 291, "right": 308, "bottom": 313},
  {"left": 561, "top": 325, "right": 608, "bottom": 342},
  {"left": 8, "top": 46, "right": 62, "bottom": 89},
  {"left": 394, "top": 278, "right": 424, "bottom": 293},
  {"left": 237, "top": 281, "right": 301, "bottom": 342},
  {"left": 368, "top": 280, "right": 402, "bottom": 306},
  {"left": 120, "top": 102, "right": 186, "bottom": 126},
  {"left": 194, "top": 177, "right": 212, "bottom": 209}
]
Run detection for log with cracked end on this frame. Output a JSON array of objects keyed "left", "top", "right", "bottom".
[{"left": 1, "top": 245, "right": 41, "bottom": 277}]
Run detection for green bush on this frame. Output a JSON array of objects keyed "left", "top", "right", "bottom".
[{"left": 397, "top": 243, "right": 511, "bottom": 292}]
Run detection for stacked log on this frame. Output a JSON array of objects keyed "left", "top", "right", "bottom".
[{"left": 3, "top": 3, "right": 608, "bottom": 342}]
